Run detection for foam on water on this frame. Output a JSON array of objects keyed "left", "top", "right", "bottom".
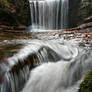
[
  {"left": 0, "top": 39, "right": 92, "bottom": 92},
  {"left": 20, "top": 39, "right": 92, "bottom": 92}
]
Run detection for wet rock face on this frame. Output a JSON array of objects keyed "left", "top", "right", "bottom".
[
  {"left": 69, "top": 0, "right": 92, "bottom": 28},
  {"left": 69, "top": 0, "right": 81, "bottom": 28}
]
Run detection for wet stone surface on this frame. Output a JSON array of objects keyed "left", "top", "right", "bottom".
[{"left": 0, "top": 43, "right": 22, "bottom": 61}]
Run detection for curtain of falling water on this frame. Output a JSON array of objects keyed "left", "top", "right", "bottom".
[{"left": 29, "top": 0, "right": 69, "bottom": 30}]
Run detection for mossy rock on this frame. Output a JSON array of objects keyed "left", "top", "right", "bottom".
[
  {"left": 79, "top": 69, "right": 92, "bottom": 92},
  {"left": 2, "top": 0, "right": 10, "bottom": 8}
]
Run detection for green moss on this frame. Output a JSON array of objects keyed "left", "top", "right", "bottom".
[
  {"left": 2, "top": 0, "right": 10, "bottom": 8},
  {"left": 79, "top": 70, "right": 92, "bottom": 92}
]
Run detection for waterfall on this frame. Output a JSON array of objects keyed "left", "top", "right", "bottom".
[
  {"left": 29, "top": 0, "right": 69, "bottom": 31},
  {"left": 0, "top": 0, "right": 92, "bottom": 92}
]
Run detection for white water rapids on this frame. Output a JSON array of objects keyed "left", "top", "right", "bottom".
[
  {"left": 0, "top": 39, "right": 92, "bottom": 92},
  {"left": 21, "top": 40, "right": 92, "bottom": 92},
  {"left": 19, "top": 39, "right": 91, "bottom": 92}
]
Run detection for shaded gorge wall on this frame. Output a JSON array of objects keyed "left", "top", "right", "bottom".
[
  {"left": 0, "top": 0, "right": 31, "bottom": 26},
  {"left": 69, "top": 0, "right": 92, "bottom": 28}
]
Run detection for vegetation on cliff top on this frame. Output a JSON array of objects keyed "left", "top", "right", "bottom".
[{"left": 0, "top": 0, "right": 30, "bottom": 26}]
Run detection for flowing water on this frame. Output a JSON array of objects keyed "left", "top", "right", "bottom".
[
  {"left": 29, "top": 0, "right": 69, "bottom": 31},
  {"left": 0, "top": 0, "right": 92, "bottom": 92},
  {"left": 0, "top": 39, "right": 92, "bottom": 92},
  {"left": 21, "top": 40, "right": 92, "bottom": 92}
]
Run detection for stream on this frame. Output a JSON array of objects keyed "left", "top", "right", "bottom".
[{"left": 0, "top": 0, "right": 92, "bottom": 92}]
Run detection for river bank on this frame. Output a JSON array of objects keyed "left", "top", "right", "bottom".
[{"left": 0, "top": 20, "right": 92, "bottom": 60}]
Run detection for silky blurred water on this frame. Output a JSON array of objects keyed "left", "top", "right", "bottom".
[
  {"left": 29, "top": 0, "right": 69, "bottom": 31},
  {"left": 21, "top": 39, "right": 92, "bottom": 92},
  {"left": 0, "top": 0, "right": 92, "bottom": 91}
]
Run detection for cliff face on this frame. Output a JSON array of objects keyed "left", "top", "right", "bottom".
[
  {"left": 0, "top": 0, "right": 30, "bottom": 26},
  {"left": 69, "top": 0, "right": 92, "bottom": 28},
  {"left": 77, "top": 0, "right": 92, "bottom": 24}
]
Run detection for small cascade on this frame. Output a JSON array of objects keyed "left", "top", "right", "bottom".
[
  {"left": 0, "top": 40, "right": 92, "bottom": 92},
  {"left": 22, "top": 40, "right": 92, "bottom": 92},
  {"left": 29, "top": 0, "right": 69, "bottom": 31},
  {"left": 0, "top": 40, "right": 62, "bottom": 92}
]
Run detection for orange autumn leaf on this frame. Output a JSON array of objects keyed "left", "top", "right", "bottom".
[
  {"left": 1, "top": 57, "right": 6, "bottom": 61},
  {"left": 27, "top": 59, "right": 32, "bottom": 66},
  {"left": 34, "top": 58, "right": 38, "bottom": 63}
]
